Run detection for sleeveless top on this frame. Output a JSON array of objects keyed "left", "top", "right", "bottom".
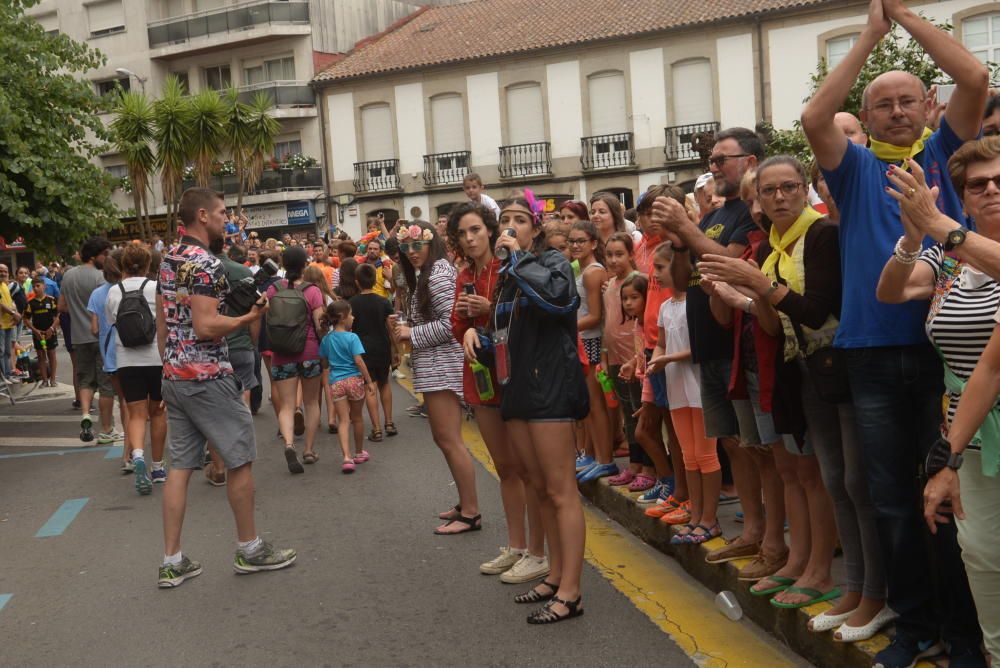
[{"left": 575, "top": 262, "right": 604, "bottom": 340}]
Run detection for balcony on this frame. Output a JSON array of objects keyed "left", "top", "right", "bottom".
[
  {"left": 422, "top": 151, "right": 470, "bottom": 187},
  {"left": 181, "top": 167, "right": 322, "bottom": 197},
  {"left": 498, "top": 142, "right": 552, "bottom": 179},
  {"left": 237, "top": 81, "right": 314, "bottom": 107},
  {"left": 148, "top": 1, "right": 310, "bottom": 57},
  {"left": 354, "top": 159, "right": 400, "bottom": 193},
  {"left": 664, "top": 122, "right": 720, "bottom": 164},
  {"left": 580, "top": 132, "right": 634, "bottom": 171}
]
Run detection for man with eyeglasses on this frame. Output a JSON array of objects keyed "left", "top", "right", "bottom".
[{"left": 801, "top": 1, "right": 989, "bottom": 666}]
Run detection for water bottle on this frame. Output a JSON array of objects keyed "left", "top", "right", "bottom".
[
  {"left": 495, "top": 228, "right": 516, "bottom": 261},
  {"left": 715, "top": 591, "right": 742, "bottom": 621}
]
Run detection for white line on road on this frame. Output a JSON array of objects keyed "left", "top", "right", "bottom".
[
  {"left": 0, "top": 438, "right": 115, "bottom": 448},
  {"left": 0, "top": 415, "right": 82, "bottom": 422}
]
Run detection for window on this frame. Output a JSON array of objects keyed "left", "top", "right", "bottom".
[
  {"left": 203, "top": 65, "right": 231, "bottom": 91},
  {"left": 826, "top": 34, "right": 858, "bottom": 69},
  {"left": 274, "top": 137, "right": 302, "bottom": 162},
  {"left": 361, "top": 104, "right": 394, "bottom": 161},
  {"left": 86, "top": 0, "right": 125, "bottom": 37},
  {"left": 430, "top": 94, "right": 465, "bottom": 153},
  {"left": 105, "top": 165, "right": 128, "bottom": 180},
  {"left": 963, "top": 13, "right": 1000, "bottom": 65},
  {"left": 672, "top": 59, "right": 714, "bottom": 125},
  {"left": 243, "top": 56, "right": 295, "bottom": 86},
  {"left": 36, "top": 12, "right": 58, "bottom": 34},
  {"left": 172, "top": 72, "right": 190, "bottom": 94},
  {"left": 506, "top": 83, "right": 544, "bottom": 145},
  {"left": 195, "top": 0, "right": 226, "bottom": 10},
  {"left": 588, "top": 71, "right": 627, "bottom": 135},
  {"left": 163, "top": 0, "right": 185, "bottom": 19},
  {"left": 96, "top": 77, "right": 130, "bottom": 97}
]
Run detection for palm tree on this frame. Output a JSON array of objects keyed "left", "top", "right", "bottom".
[
  {"left": 153, "top": 75, "right": 192, "bottom": 239},
  {"left": 243, "top": 91, "right": 281, "bottom": 205},
  {"left": 110, "top": 90, "right": 156, "bottom": 242},
  {"left": 188, "top": 88, "right": 227, "bottom": 188},
  {"left": 222, "top": 87, "right": 253, "bottom": 215}
]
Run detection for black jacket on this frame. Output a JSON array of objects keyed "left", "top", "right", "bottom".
[{"left": 495, "top": 249, "right": 589, "bottom": 421}]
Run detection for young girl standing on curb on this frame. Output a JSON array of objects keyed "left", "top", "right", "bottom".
[{"left": 319, "top": 300, "right": 376, "bottom": 473}]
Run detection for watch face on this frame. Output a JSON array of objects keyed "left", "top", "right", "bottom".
[{"left": 948, "top": 228, "right": 966, "bottom": 247}]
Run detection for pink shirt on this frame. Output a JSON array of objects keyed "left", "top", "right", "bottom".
[
  {"left": 602, "top": 275, "right": 635, "bottom": 365},
  {"left": 265, "top": 280, "right": 325, "bottom": 365}
]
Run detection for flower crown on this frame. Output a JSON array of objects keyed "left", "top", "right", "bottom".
[{"left": 396, "top": 224, "right": 434, "bottom": 243}]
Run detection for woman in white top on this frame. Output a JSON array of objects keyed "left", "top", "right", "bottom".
[{"left": 105, "top": 244, "right": 164, "bottom": 496}]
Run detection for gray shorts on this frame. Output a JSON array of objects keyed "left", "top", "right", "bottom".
[
  {"left": 74, "top": 341, "right": 113, "bottom": 396},
  {"left": 229, "top": 348, "right": 259, "bottom": 391},
  {"left": 161, "top": 375, "right": 256, "bottom": 470},
  {"left": 699, "top": 358, "right": 759, "bottom": 444}
]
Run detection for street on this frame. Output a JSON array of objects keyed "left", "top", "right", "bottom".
[{"left": 0, "top": 348, "right": 804, "bottom": 667}]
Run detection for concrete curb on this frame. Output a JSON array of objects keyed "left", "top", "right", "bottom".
[{"left": 577, "top": 477, "right": 895, "bottom": 668}]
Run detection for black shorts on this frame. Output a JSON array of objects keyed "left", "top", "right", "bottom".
[
  {"left": 117, "top": 365, "right": 164, "bottom": 403},
  {"left": 32, "top": 335, "right": 58, "bottom": 350},
  {"left": 59, "top": 313, "right": 72, "bottom": 351},
  {"left": 365, "top": 355, "right": 390, "bottom": 385}
]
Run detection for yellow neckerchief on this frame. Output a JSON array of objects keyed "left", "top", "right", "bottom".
[
  {"left": 760, "top": 206, "right": 824, "bottom": 294},
  {"left": 869, "top": 127, "right": 933, "bottom": 169}
]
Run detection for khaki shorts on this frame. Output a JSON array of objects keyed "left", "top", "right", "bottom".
[{"left": 74, "top": 342, "right": 113, "bottom": 396}]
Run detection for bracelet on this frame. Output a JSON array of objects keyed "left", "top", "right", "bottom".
[
  {"left": 893, "top": 236, "right": 920, "bottom": 265},
  {"left": 743, "top": 296, "right": 755, "bottom": 313}
]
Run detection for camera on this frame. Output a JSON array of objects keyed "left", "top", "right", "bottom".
[{"left": 225, "top": 258, "right": 279, "bottom": 315}]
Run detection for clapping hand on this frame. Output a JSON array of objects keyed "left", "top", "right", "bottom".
[
  {"left": 885, "top": 160, "right": 941, "bottom": 244},
  {"left": 698, "top": 255, "right": 769, "bottom": 294}
]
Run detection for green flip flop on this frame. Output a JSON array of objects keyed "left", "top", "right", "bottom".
[
  {"left": 749, "top": 576, "right": 797, "bottom": 597},
  {"left": 770, "top": 586, "right": 842, "bottom": 609}
]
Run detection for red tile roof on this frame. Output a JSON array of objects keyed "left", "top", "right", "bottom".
[{"left": 314, "top": 0, "right": 833, "bottom": 84}]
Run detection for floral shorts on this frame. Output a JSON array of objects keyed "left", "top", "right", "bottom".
[
  {"left": 271, "top": 358, "right": 322, "bottom": 381},
  {"left": 327, "top": 375, "right": 365, "bottom": 402}
]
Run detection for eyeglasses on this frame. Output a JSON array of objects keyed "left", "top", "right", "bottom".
[
  {"left": 758, "top": 182, "right": 804, "bottom": 198},
  {"left": 867, "top": 97, "right": 924, "bottom": 115},
  {"left": 965, "top": 175, "right": 1000, "bottom": 195},
  {"left": 399, "top": 241, "right": 427, "bottom": 254},
  {"left": 567, "top": 238, "right": 591, "bottom": 246},
  {"left": 708, "top": 153, "right": 750, "bottom": 168}
]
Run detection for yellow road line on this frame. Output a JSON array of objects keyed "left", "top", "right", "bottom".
[{"left": 397, "top": 376, "right": 796, "bottom": 667}]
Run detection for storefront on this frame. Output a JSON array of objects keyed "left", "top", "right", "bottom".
[
  {"left": 0, "top": 237, "right": 35, "bottom": 275},
  {"left": 244, "top": 200, "right": 319, "bottom": 242}
]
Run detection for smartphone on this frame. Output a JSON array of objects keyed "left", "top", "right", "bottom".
[
  {"left": 936, "top": 83, "right": 956, "bottom": 105},
  {"left": 462, "top": 283, "right": 475, "bottom": 318}
]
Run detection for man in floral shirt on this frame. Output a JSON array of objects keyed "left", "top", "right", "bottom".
[{"left": 155, "top": 187, "right": 296, "bottom": 588}]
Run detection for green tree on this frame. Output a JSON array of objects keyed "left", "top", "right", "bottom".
[
  {"left": 188, "top": 88, "right": 226, "bottom": 187},
  {"left": 153, "top": 76, "right": 192, "bottom": 239},
  {"left": 242, "top": 91, "right": 281, "bottom": 208},
  {"left": 222, "top": 87, "right": 253, "bottom": 216},
  {"left": 110, "top": 91, "right": 156, "bottom": 242},
  {"left": 0, "top": 0, "right": 119, "bottom": 252}
]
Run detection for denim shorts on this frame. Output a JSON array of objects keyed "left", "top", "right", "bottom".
[
  {"left": 271, "top": 358, "right": 322, "bottom": 381},
  {"left": 744, "top": 369, "right": 811, "bottom": 454}
]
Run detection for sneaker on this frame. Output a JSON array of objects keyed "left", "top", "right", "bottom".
[
  {"left": 233, "top": 540, "right": 297, "bottom": 573},
  {"left": 479, "top": 546, "right": 525, "bottom": 575},
  {"left": 872, "top": 632, "right": 942, "bottom": 668},
  {"left": 80, "top": 415, "right": 94, "bottom": 443},
  {"left": 406, "top": 403, "right": 422, "bottom": 415},
  {"left": 391, "top": 369, "right": 406, "bottom": 379},
  {"left": 499, "top": 554, "right": 551, "bottom": 584},
  {"left": 72, "top": 399, "right": 81, "bottom": 410},
  {"left": 134, "top": 458, "right": 152, "bottom": 496},
  {"left": 204, "top": 464, "right": 226, "bottom": 487},
  {"left": 97, "top": 430, "right": 122, "bottom": 445},
  {"left": 644, "top": 495, "right": 683, "bottom": 518},
  {"left": 416, "top": 404, "right": 428, "bottom": 418},
  {"left": 120, "top": 459, "right": 134, "bottom": 475},
  {"left": 660, "top": 499, "right": 692, "bottom": 525},
  {"left": 577, "top": 462, "right": 618, "bottom": 483},
  {"left": 636, "top": 481, "right": 664, "bottom": 504},
  {"left": 574, "top": 453, "right": 595, "bottom": 472},
  {"left": 157, "top": 556, "right": 203, "bottom": 588},
  {"left": 151, "top": 468, "right": 167, "bottom": 484},
  {"left": 946, "top": 641, "right": 988, "bottom": 668}
]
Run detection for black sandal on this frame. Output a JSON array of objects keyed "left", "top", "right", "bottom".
[
  {"left": 284, "top": 447, "right": 304, "bottom": 475},
  {"left": 438, "top": 504, "right": 461, "bottom": 521},
  {"left": 385, "top": 422, "right": 398, "bottom": 437},
  {"left": 433, "top": 514, "right": 482, "bottom": 535},
  {"left": 514, "top": 580, "right": 559, "bottom": 604},
  {"left": 526, "top": 595, "right": 584, "bottom": 624}
]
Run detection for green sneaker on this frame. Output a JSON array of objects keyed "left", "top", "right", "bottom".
[
  {"left": 157, "top": 556, "right": 202, "bottom": 588},
  {"left": 233, "top": 540, "right": 297, "bottom": 574}
]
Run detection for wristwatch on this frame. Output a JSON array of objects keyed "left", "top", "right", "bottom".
[
  {"left": 944, "top": 226, "right": 968, "bottom": 251},
  {"left": 764, "top": 280, "right": 780, "bottom": 297},
  {"left": 925, "top": 436, "right": 964, "bottom": 477}
]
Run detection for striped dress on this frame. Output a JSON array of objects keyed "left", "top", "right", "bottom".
[
  {"left": 921, "top": 244, "right": 1000, "bottom": 453},
  {"left": 408, "top": 259, "right": 465, "bottom": 399}
]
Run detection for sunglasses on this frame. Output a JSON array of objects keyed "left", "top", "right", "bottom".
[
  {"left": 966, "top": 175, "right": 1000, "bottom": 195},
  {"left": 399, "top": 241, "right": 427, "bottom": 254},
  {"left": 708, "top": 153, "right": 749, "bottom": 168}
]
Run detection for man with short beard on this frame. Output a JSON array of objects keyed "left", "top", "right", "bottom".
[{"left": 309, "top": 242, "right": 334, "bottom": 289}]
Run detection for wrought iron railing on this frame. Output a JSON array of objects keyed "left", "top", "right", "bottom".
[
  {"left": 181, "top": 166, "right": 322, "bottom": 196},
  {"left": 498, "top": 142, "right": 552, "bottom": 179},
  {"left": 422, "top": 151, "right": 470, "bottom": 187},
  {"left": 237, "top": 81, "right": 314, "bottom": 107},
  {"left": 580, "top": 132, "right": 634, "bottom": 171},
  {"left": 148, "top": 0, "right": 309, "bottom": 48},
  {"left": 354, "top": 159, "right": 400, "bottom": 193},
  {"left": 664, "top": 122, "right": 720, "bottom": 163}
]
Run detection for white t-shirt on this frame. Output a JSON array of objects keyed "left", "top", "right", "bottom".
[
  {"left": 477, "top": 193, "right": 502, "bottom": 220},
  {"left": 659, "top": 297, "right": 701, "bottom": 409},
  {"left": 105, "top": 277, "right": 162, "bottom": 368}
]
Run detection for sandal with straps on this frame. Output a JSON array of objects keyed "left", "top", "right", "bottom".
[
  {"left": 526, "top": 595, "right": 584, "bottom": 624},
  {"left": 385, "top": 422, "right": 398, "bottom": 437},
  {"left": 368, "top": 428, "right": 383, "bottom": 443},
  {"left": 438, "top": 504, "right": 461, "bottom": 521},
  {"left": 514, "top": 580, "right": 559, "bottom": 604},
  {"left": 433, "top": 513, "right": 482, "bottom": 535}
]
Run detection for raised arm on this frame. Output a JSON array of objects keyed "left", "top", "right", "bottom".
[{"left": 802, "top": 0, "right": 889, "bottom": 170}]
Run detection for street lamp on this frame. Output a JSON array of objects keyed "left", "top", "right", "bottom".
[{"left": 115, "top": 67, "right": 147, "bottom": 94}]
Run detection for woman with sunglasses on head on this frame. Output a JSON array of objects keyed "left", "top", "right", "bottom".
[
  {"left": 590, "top": 192, "right": 642, "bottom": 247},
  {"left": 492, "top": 191, "right": 589, "bottom": 624},
  {"left": 449, "top": 202, "right": 549, "bottom": 583},
  {"left": 393, "top": 221, "right": 480, "bottom": 534}
]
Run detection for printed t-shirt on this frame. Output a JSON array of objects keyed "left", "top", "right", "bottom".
[
  {"left": 821, "top": 117, "right": 968, "bottom": 348},
  {"left": 686, "top": 198, "right": 754, "bottom": 363},
  {"left": 24, "top": 296, "right": 57, "bottom": 333},
  {"left": 320, "top": 330, "right": 365, "bottom": 383}
]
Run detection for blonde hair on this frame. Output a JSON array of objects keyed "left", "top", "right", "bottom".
[
  {"left": 303, "top": 264, "right": 336, "bottom": 303},
  {"left": 739, "top": 169, "right": 758, "bottom": 201}
]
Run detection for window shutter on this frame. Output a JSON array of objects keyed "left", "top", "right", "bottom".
[
  {"left": 362, "top": 105, "right": 394, "bottom": 161},
  {"left": 431, "top": 95, "right": 465, "bottom": 154},
  {"left": 588, "top": 72, "right": 626, "bottom": 135},
  {"left": 672, "top": 60, "right": 713, "bottom": 125},
  {"left": 37, "top": 12, "right": 58, "bottom": 32},
  {"left": 86, "top": 0, "right": 124, "bottom": 33},
  {"left": 506, "top": 84, "right": 544, "bottom": 145}
]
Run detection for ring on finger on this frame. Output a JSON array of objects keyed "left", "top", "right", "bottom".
[{"left": 907, "top": 187, "right": 916, "bottom": 197}]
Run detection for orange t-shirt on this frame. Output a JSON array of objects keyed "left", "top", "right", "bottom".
[{"left": 635, "top": 235, "right": 672, "bottom": 349}]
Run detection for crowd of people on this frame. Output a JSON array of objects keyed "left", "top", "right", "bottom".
[{"left": 4, "top": 0, "right": 1000, "bottom": 661}]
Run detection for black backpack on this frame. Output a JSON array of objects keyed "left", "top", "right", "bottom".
[
  {"left": 113, "top": 279, "right": 156, "bottom": 348},
  {"left": 265, "top": 280, "right": 314, "bottom": 356}
]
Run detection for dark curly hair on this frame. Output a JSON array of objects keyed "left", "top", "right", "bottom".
[
  {"left": 396, "top": 220, "right": 449, "bottom": 322},
  {"left": 446, "top": 201, "right": 499, "bottom": 261}
]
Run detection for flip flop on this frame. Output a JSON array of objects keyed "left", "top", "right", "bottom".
[
  {"left": 770, "top": 586, "right": 842, "bottom": 609},
  {"left": 750, "top": 575, "right": 797, "bottom": 596}
]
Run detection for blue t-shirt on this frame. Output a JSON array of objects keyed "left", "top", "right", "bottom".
[
  {"left": 822, "top": 118, "right": 967, "bottom": 349},
  {"left": 42, "top": 276, "right": 60, "bottom": 298},
  {"left": 320, "top": 330, "right": 365, "bottom": 383},
  {"left": 86, "top": 283, "right": 116, "bottom": 372}
]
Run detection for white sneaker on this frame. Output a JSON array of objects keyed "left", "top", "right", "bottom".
[
  {"left": 479, "top": 546, "right": 525, "bottom": 575},
  {"left": 391, "top": 369, "right": 406, "bottom": 379},
  {"left": 499, "top": 554, "right": 550, "bottom": 584}
]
